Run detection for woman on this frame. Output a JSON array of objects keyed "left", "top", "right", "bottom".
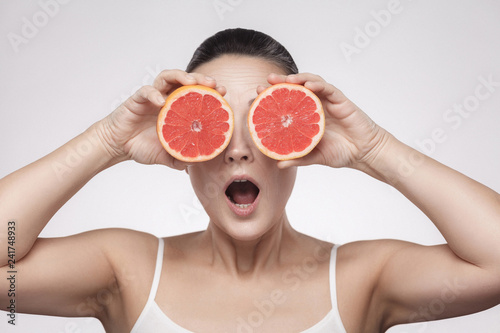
[{"left": 1, "top": 28, "right": 499, "bottom": 332}]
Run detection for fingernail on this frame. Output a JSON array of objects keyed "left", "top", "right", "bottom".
[
  {"left": 186, "top": 74, "right": 195, "bottom": 80},
  {"left": 205, "top": 76, "right": 215, "bottom": 81}
]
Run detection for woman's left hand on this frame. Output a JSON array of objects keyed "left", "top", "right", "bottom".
[{"left": 262, "top": 73, "right": 391, "bottom": 171}]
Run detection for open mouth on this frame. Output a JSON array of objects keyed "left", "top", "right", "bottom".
[{"left": 225, "top": 179, "right": 260, "bottom": 210}]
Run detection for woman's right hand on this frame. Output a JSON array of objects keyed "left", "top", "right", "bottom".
[{"left": 95, "top": 69, "right": 222, "bottom": 170}]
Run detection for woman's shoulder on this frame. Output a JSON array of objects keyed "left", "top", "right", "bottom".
[
  {"left": 335, "top": 239, "right": 421, "bottom": 290},
  {"left": 279, "top": 234, "right": 409, "bottom": 267},
  {"left": 83, "top": 228, "right": 160, "bottom": 271},
  {"left": 90, "top": 227, "right": 159, "bottom": 249},
  {"left": 96, "top": 229, "right": 205, "bottom": 264},
  {"left": 337, "top": 238, "right": 419, "bottom": 263}
]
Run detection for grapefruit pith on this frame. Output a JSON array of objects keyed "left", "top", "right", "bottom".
[
  {"left": 248, "top": 83, "right": 325, "bottom": 160},
  {"left": 157, "top": 85, "right": 234, "bottom": 162}
]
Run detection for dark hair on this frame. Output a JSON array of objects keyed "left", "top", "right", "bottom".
[{"left": 186, "top": 28, "right": 298, "bottom": 75}]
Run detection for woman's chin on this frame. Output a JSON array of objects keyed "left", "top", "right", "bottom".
[{"left": 210, "top": 219, "right": 273, "bottom": 243}]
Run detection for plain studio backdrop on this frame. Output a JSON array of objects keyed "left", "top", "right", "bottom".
[{"left": 1, "top": 1, "right": 499, "bottom": 332}]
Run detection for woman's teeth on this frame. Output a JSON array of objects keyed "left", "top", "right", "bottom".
[
  {"left": 228, "top": 194, "right": 252, "bottom": 208},
  {"left": 225, "top": 178, "right": 260, "bottom": 209}
]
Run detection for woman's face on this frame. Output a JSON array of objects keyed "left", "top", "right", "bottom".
[{"left": 187, "top": 55, "right": 297, "bottom": 241}]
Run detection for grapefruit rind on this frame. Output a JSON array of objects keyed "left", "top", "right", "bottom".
[
  {"left": 247, "top": 83, "right": 325, "bottom": 161},
  {"left": 157, "top": 85, "right": 234, "bottom": 162}
]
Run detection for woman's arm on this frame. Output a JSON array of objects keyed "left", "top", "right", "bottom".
[
  {"left": 0, "top": 70, "right": 218, "bottom": 318},
  {"left": 365, "top": 134, "right": 500, "bottom": 273},
  {"left": 0, "top": 125, "right": 118, "bottom": 266},
  {"left": 365, "top": 136, "right": 500, "bottom": 328},
  {"left": 269, "top": 72, "right": 500, "bottom": 329}
]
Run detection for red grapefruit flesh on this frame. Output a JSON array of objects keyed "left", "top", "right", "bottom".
[
  {"left": 248, "top": 83, "right": 325, "bottom": 160},
  {"left": 157, "top": 85, "right": 234, "bottom": 162}
]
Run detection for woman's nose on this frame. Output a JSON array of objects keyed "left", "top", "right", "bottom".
[{"left": 224, "top": 117, "right": 254, "bottom": 163}]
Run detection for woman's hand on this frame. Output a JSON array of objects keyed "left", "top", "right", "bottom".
[
  {"left": 262, "top": 73, "right": 391, "bottom": 171},
  {"left": 95, "top": 70, "right": 223, "bottom": 170}
]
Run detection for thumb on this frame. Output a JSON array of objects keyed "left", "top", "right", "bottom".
[
  {"left": 154, "top": 151, "right": 191, "bottom": 171},
  {"left": 171, "top": 157, "right": 192, "bottom": 171},
  {"left": 276, "top": 151, "right": 321, "bottom": 169}
]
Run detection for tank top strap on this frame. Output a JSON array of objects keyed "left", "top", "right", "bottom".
[
  {"left": 329, "top": 244, "right": 344, "bottom": 327},
  {"left": 149, "top": 237, "right": 165, "bottom": 300},
  {"left": 131, "top": 237, "right": 165, "bottom": 333}
]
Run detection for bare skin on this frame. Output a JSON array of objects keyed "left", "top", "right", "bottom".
[{"left": 1, "top": 55, "right": 500, "bottom": 332}]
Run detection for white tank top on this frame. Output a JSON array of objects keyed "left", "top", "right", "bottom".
[{"left": 131, "top": 238, "right": 346, "bottom": 332}]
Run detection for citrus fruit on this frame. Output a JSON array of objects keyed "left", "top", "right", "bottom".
[
  {"left": 248, "top": 83, "right": 325, "bottom": 160},
  {"left": 157, "top": 85, "right": 234, "bottom": 162}
]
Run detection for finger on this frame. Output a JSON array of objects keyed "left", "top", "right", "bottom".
[
  {"left": 154, "top": 151, "right": 191, "bottom": 170},
  {"left": 186, "top": 72, "right": 224, "bottom": 96},
  {"left": 285, "top": 72, "right": 325, "bottom": 85},
  {"left": 171, "top": 158, "right": 192, "bottom": 171},
  {"left": 276, "top": 159, "right": 299, "bottom": 169},
  {"left": 303, "top": 80, "right": 334, "bottom": 94},
  {"left": 186, "top": 72, "right": 218, "bottom": 89},
  {"left": 267, "top": 73, "right": 288, "bottom": 85},
  {"left": 276, "top": 152, "right": 319, "bottom": 169},
  {"left": 304, "top": 80, "right": 348, "bottom": 105},
  {"left": 278, "top": 73, "right": 349, "bottom": 105},
  {"left": 125, "top": 85, "right": 165, "bottom": 111},
  {"left": 267, "top": 72, "right": 347, "bottom": 103},
  {"left": 267, "top": 73, "right": 324, "bottom": 87},
  {"left": 215, "top": 85, "right": 227, "bottom": 96},
  {"left": 154, "top": 148, "right": 190, "bottom": 170},
  {"left": 154, "top": 150, "right": 175, "bottom": 167},
  {"left": 256, "top": 85, "right": 267, "bottom": 94},
  {"left": 153, "top": 69, "right": 197, "bottom": 93}
]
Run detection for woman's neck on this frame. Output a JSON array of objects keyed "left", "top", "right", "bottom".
[{"left": 201, "top": 213, "right": 298, "bottom": 277}]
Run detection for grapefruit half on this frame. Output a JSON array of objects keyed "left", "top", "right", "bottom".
[
  {"left": 157, "top": 85, "right": 234, "bottom": 162},
  {"left": 248, "top": 83, "right": 325, "bottom": 160}
]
